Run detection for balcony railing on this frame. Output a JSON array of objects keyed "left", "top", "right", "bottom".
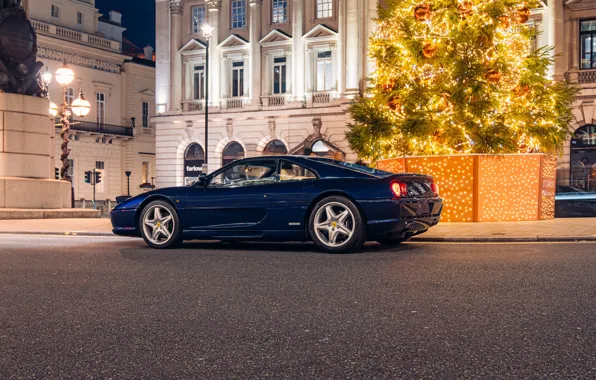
[
  {"left": 61, "top": 121, "right": 133, "bottom": 137},
  {"left": 182, "top": 100, "right": 204, "bottom": 112},
  {"left": 262, "top": 95, "right": 286, "bottom": 107},
  {"left": 313, "top": 92, "right": 332, "bottom": 104},
  {"left": 31, "top": 19, "right": 120, "bottom": 52},
  {"left": 578, "top": 70, "right": 596, "bottom": 84},
  {"left": 226, "top": 98, "right": 244, "bottom": 109}
]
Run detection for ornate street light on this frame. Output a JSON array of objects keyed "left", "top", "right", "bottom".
[
  {"left": 45, "top": 62, "right": 91, "bottom": 185},
  {"left": 202, "top": 23, "right": 213, "bottom": 170}
]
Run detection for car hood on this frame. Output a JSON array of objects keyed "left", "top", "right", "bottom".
[{"left": 112, "top": 186, "right": 185, "bottom": 211}]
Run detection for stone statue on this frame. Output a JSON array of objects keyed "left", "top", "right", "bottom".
[{"left": 0, "top": 0, "right": 46, "bottom": 96}]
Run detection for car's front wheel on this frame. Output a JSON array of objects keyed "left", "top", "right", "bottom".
[
  {"left": 139, "top": 200, "right": 182, "bottom": 249},
  {"left": 309, "top": 196, "right": 366, "bottom": 253}
]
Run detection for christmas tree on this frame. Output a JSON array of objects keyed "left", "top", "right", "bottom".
[{"left": 347, "top": 0, "right": 579, "bottom": 163}]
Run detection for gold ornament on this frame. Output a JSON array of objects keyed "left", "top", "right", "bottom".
[
  {"left": 387, "top": 96, "right": 402, "bottom": 112},
  {"left": 414, "top": 4, "right": 431, "bottom": 21},
  {"left": 516, "top": 7, "right": 530, "bottom": 24},
  {"left": 499, "top": 15, "right": 511, "bottom": 29},
  {"left": 437, "top": 93, "right": 452, "bottom": 112},
  {"left": 485, "top": 69, "right": 501, "bottom": 83},
  {"left": 458, "top": 1, "right": 473, "bottom": 18},
  {"left": 422, "top": 40, "right": 438, "bottom": 58},
  {"left": 514, "top": 85, "right": 530, "bottom": 96}
]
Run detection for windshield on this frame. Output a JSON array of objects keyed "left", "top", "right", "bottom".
[{"left": 310, "top": 158, "right": 392, "bottom": 177}]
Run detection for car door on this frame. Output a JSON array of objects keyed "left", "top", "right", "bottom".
[
  {"left": 261, "top": 159, "right": 320, "bottom": 232},
  {"left": 182, "top": 159, "right": 279, "bottom": 234}
]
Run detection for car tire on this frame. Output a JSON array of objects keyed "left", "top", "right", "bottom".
[
  {"left": 308, "top": 196, "right": 366, "bottom": 253},
  {"left": 139, "top": 200, "right": 183, "bottom": 249},
  {"left": 376, "top": 236, "right": 408, "bottom": 246}
]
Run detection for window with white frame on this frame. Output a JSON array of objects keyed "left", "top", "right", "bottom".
[
  {"left": 272, "top": 0, "right": 288, "bottom": 24},
  {"left": 192, "top": 5, "right": 205, "bottom": 34},
  {"left": 272, "top": 56, "right": 287, "bottom": 94},
  {"left": 95, "top": 161, "right": 105, "bottom": 193},
  {"left": 232, "top": 61, "right": 245, "bottom": 97},
  {"left": 142, "top": 101, "right": 149, "bottom": 128},
  {"left": 51, "top": 4, "right": 60, "bottom": 18},
  {"left": 316, "top": 51, "right": 333, "bottom": 91},
  {"left": 316, "top": 0, "right": 332, "bottom": 19},
  {"left": 66, "top": 87, "right": 75, "bottom": 105},
  {"left": 231, "top": 0, "right": 246, "bottom": 29},
  {"left": 77, "top": 12, "right": 83, "bottom": 25},
  {"left": 142, "top": 162, "right": 150, "bottom": 184},
  {"left": 193, "top": 64, "right": 205, "bottom": 100},
  {"left": 96, "top": 92, "right": 106, "bottom": 125}
]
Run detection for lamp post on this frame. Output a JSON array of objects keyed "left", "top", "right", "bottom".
[
  {"left": 45, "top": 62, "right": 91, "bottom": 182},
  {"left": 202, "top": 23, "right": 214, "bottom": 171},
  {"left": 125, "top": 171, "right": 132, "bottom": 196}
]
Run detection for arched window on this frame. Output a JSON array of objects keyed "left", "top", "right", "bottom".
[
  {"left": 184, "top": 143, "right": 205, "bottom": 185},
  {"left": 570, "top": 125, "right": 596, "bottom": 191},
  {"left": 263, "top": 139, "right": 288, "bottom": 155},
  {"left": 222, "top": 141, "right": 245, "bottom": 166}
]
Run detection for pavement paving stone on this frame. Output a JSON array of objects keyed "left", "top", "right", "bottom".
[{"left": 0, "top": 217, "right": 594, "bottom": 241}]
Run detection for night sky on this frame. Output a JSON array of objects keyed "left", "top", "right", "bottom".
[{"left": 96, "top": 0, "right": 156, "bottom": 49}]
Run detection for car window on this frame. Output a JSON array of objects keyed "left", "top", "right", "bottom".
[
  {"left": 279, "top": 161, "right": 317, "bottom": 182},
  {"left": 209, "top": 160, "right": 278, "bottom": 188}
]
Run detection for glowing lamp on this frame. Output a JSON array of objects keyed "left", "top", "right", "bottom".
[
  {"left": 42, "top": 67, "right": 52, "bottom": 86},
  {"left": 55, "top": 63, "right": 74, "bottom": 86},
  {"left": 71, "top": 92, "right": 91, "bottom": 117},
  {"left": 49, "top": 101, "right": 59, "bottom": 117},
  {"left": 202, "top": 23, "right": 214, "bottom": 39}
]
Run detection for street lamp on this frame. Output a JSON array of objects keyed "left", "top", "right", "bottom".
[
  {"left": 202, "top": 23, "right": 214, "bottom": 170},
  {"left": 125, "top": 171, "right": 132, "bottom": 196},
  {"left": 46, "top": 62, "right": 91, "bottom": 183}
]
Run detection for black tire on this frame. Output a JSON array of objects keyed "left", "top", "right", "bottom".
[
  {"left": 308, "top": 196, "right": 366, "bottom": 253},
  {"left": 376, "top": 236, "right": 408, "bottom": 246},
  {"left": 139, "top": 200, "right": 183, "bottom": 249}
]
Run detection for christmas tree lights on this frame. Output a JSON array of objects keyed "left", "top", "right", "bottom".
[{"left": 347, "top": 0, "right": 579, "bottom": 163}]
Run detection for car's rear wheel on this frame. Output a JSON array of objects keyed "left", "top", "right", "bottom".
[
  {"left": 309, "top": 196, "right": 366, "bottom": 253},
  {"left": 139, "top": 200, "right": 182, "bottom": 249}
]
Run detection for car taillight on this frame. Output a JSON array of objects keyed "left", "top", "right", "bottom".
[
  {"left": 390, "top": 181, "right": 408, "bottom": 198},
  {"left": 430, "top": 181, "right": 439, "bottom": 196}
]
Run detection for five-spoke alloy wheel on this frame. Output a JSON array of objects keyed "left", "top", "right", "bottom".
[
  {"left": 309, "top": 196, "right": 366, "bottom": 253},
  {"left": 140, "top": 200, "right": 182, "bottom": 249}
]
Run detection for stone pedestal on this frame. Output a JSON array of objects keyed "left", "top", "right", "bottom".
[{"left": 0, "top": 93, "right": 71, "bottom": 210}]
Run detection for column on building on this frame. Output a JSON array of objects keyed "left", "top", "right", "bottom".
[
  {"left": 365, "top": 0, "right": 378, "bottom": 79},
  {"left": 570, "top": 18, "right": 579, "bottom": 71},
  {"left": 344, "top": 0, "right": 360, "bottom": 95},
  {"left": 207, "top": 0, "right": 221, "bottom": 106},
  {"left": 337, "top": 0, "right": 346, "bottom": 97},
  {"left": 156, "top": 0, "right": 171, "bottom": 112},
  {"left": 291, "top": 0, "right": 304, "bottom": 102},
  {"left": 169, "top": 0, "right": 183, "bottom": 111},
  {"left": 249, "top": 0, "right": 262, "bottom": 106},
  {"left": 552, "top": 0, "right": 565, "bottom": 80}
]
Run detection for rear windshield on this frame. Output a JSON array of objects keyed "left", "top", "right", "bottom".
[{"left": 310, "top": 158, "right": 393, "bottom": 177}]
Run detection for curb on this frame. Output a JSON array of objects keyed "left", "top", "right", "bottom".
[
  {"left": 0, "top": 231, "right": 595, "bottom": 242},
  {"left": 411, "top": 236, "right": 596, "bottom": 242},
  {"left": 0, "top": 231, "right": 115, "bottom": 237}
]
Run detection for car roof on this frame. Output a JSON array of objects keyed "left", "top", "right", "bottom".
[{"left": 237, "top": 156, "right": 383, "bottom": 179}]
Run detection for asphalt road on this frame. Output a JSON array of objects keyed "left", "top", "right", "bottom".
[{"left": 1, "top": 236, "right": 595, "bottom": 379}]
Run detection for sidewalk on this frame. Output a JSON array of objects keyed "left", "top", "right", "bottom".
[{"left": 0, "top": 218, "right": 595, "bottom": 242}]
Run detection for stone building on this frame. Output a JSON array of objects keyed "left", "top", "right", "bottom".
[
  {"left": 154, "top": 0, "right": 378, "bottom": 187},
  {"left": 26, "top": 0, "right": 156, "bottom": 204}
]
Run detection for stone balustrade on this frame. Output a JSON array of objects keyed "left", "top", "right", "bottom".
[{"left": 31, "top": 19, "right": 120, "bottom": 52}]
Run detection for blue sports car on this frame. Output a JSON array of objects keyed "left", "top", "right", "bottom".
[{"left": 111, "top": 156, "right": 443, "bottom": 253}]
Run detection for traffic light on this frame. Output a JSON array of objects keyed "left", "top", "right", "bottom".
[
  {"left": 95, "top": 171, "right": 102, "bottom": 184},
  {"left": 55, "top": 168, "right": 59, "bottom": 180},
  {"left": 84, "top": 171, "right": 92, "bottom": 184}
]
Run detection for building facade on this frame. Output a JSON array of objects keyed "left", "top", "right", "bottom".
[
  {"left": 26, "top": 0, "right": 157, "bottom": 205},
  {"left": 555, "top": 0, "right": 596, "bottom": 193},
  {"left": 154, "top": 0, "right": 378, "bottom": 187}
]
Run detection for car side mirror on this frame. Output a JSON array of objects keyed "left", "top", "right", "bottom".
[{"left": 197, "top": 173, "right": 207, "bottom": 187}]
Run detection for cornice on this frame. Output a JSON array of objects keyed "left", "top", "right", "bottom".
[{"left": 37, "top": 46, "right": 122, "bottom": 73}]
